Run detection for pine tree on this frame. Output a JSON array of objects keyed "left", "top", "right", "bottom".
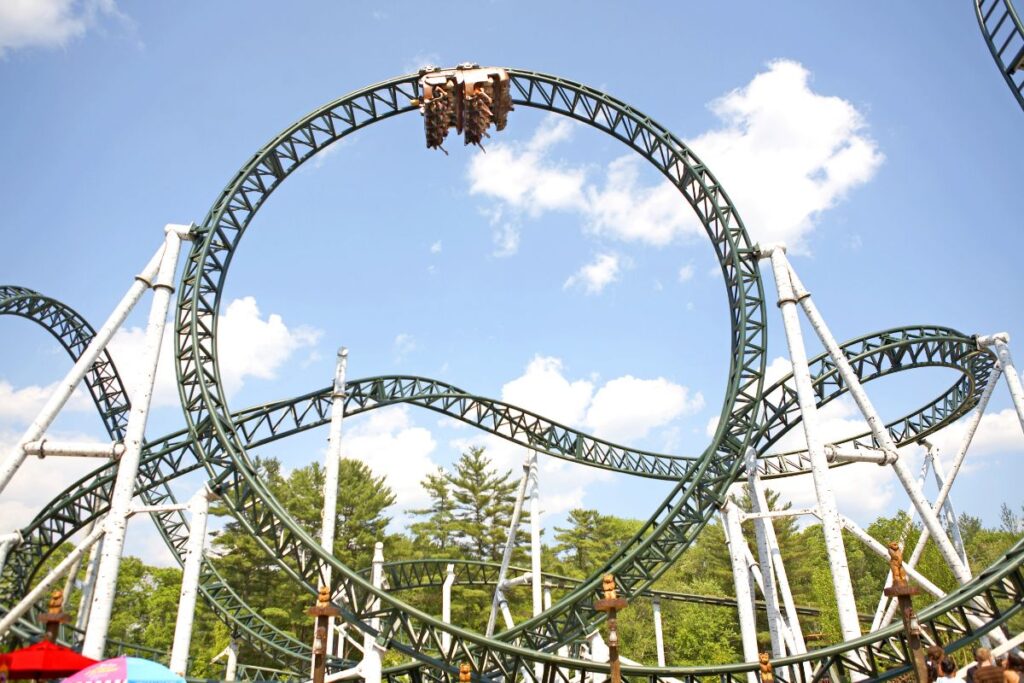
[
  {"left": 408, "top": 468, "right": 458, "bottom": 552},
  {"left": 445, "top": 447, "right": 523, "bottom": 561}
]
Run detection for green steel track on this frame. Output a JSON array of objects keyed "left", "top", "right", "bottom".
[
  {"left": 0, "top": 66, "right": 1017, "bottom": 682},
  {"left": 976, "top": 0, "right": 1024, "bottom": 111}
]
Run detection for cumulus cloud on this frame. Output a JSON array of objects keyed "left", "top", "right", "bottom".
[
  {"left": 342, "top": 406, "right": 438, "bottom": 518},
  {"left": 502, "top": 355, "right": 703, "bottom": 445},
  {"left": 109, "top": 296, "right": 321, "bottom": 408},
  {"left": 563, "top": 253, "right": 621, "bottom": 294},
  {"left": 0, "top": 380, "right": 92, "bottom": 424},
  {"left": 677, "top": 264, "right": 695, "bottom": 283},
  {"left": 688, "top": 60, "right": 883, "bottom": 250},
  {"left": 466, "top": 60, "right": 882, "bottom": 264},
  {"left": 0, "top": 0, "right": 120, "bottom": 56}
]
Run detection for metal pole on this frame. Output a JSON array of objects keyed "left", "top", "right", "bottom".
[
  {"left": 321, "top": 347, "right": 348, "bottom": 660},
  {"left": 360, "top": 542, "right": 384, "bottom": 683},
  {"left": 722, "top": 502, "right": 759, "bottom": 682},
  {"left": 0, "top": 524, "right": 105, "bottom": 638},
  {"left": 83, "top": 226, "right": 187, "bottom": 659},
  {"left": 74, "top": 530, "right": 103, "bottom": 632},
  {"left": 61, "top": 521, "right": 97, "bottom": 606},
  {"left": 526, "top": 451, "right": 542, "bottom": 618},
  {"left": 485, "top": 451, "right": 530, "bottom": 636},
  {"left": 0, "top": 244, "right": 165, "bottom": 496},
  {"left": 170, "top": 487, "right": 214, "bottom": 677},
  {"left": 763, "top": 247, "right": 862, "bottom": 643},
  {"left": 929, "top": 449, "right": 968, "bottom": 568},
  {"left": 441, "top": 563, "right": 454, "bottom": 654},
  {"left": 744, "top": 451, "right": 787, "bottom": 658},
  {"left": 978, "top": 335, "right": 1024, "bottom": 433},
  {"left": 652, "top": 597, "right": 665, "bottom": 667},
  {"left": 785, "top": 259, "right": 973, "bottom": 586},
  {"left": 23, "top": 441, "right": 125, "bottom": 458}
]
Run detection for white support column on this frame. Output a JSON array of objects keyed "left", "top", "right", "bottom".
[
  {"left": 652, "top": 597, "right": 666, "bottom": 667},
  {"left": 170, "top": 487, "right": 215, "bottom": 677},
  {"left": 23, "top": 441, "right": 125, "bottom": 459},
  {"left": 763, "top": 246, "right": 862, "bottom": 643},
  {"left": 62, "top": 521, "right": 98, "bottom": 605},
  {"left": 722, "top": 502, "right": 758, "bottom": 681},
  {"left": 441, "top": 563, "right": 454, "bottom": 654},
  {"left": 744, "top": 451, "right": 790, "bottom": 658},
  {"left": 212, "top": 641, "right": 239, "bottom": 683},
  {"left": 0, "top": 244, "right": 165, "bottom": 496},
  {"left": 485, "top": 450, "right": 531, "bottom": 636},
  {"left": 840, "top": 517, "right": 946, "bottom": 599},
  {"left": 321, "top": 347, "right": 348, "bottom": 660},
  {"left": 526, "top": 450, "right": 542, "bottom": 618},
  {"left": 0, "top": 524, "right": 105, "bottom": 638},
  {"left": 74, "top": 530, "right": 103, "bottom": 632},
  {"left": 83, "top": 226, "right": 187, "bottom": 659},
  {"left": 928, "top": 447, "right": 968, "bottom": 568},
  {"left": 361, "top": 542, "right": 385, "bottom": 683},
  {"left": 784, "top": 259, "right": 973, "bottom": 587},
  {"left": 978, "top": 334, "right": 1024, "bottom": 434}
]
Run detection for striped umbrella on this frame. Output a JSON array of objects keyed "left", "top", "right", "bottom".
[{"left": 61, "top": 656, "right": 184, "bottom": 683}]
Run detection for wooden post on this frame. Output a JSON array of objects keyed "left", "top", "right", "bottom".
[
  {"left": 884, "top": 542, "right": 928, "bottom": 683},
  {"left": 307, "top": 586, "right": 340, "bottom": 683},
  {"left": 37, "top": 589, "right": 69, "bottom": 642},
  {"left": 594, "top": 574, "right": 628, "bottom": 683}
]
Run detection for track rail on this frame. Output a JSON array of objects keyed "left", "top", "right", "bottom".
[{"left": 976, "top": 0, "right": 1024, "bottom": 111}]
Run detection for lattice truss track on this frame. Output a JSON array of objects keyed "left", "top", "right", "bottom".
[{"left": 0, "top": 64, "right": 1022, "bottom": 683}]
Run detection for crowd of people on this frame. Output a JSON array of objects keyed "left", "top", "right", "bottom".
[{"left": 925, "top": 645, "right": 1024, "bottom": 683}]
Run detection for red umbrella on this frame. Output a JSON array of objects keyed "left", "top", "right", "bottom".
[{"left": 0, "top": 640, "right": 97, "bottom": 680}]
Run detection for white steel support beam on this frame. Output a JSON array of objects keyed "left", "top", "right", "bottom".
[
  {"left": 652, "top": 597, "right": 666, "bottom": 667},
  {"left": 526, "top": 451, "right": 542, "bottom": 619},
  {"left": 74, "top": 529, "right": 103, "bottom": 632},
  {"left": 61, "top": 520, "right": 97, "bottom": 606},
  {"left": 170, "top": 486, "right": 216, "bottom": 677},
  {"left": 744, "top": 450, "right": 795, "bottom": 658},
  {"left": 0, "top": 524, "right": 105, "bottom": 639},
  {"left": 212, "top": 641, "right": 239, "bottom": 682},
  {"left": 763, "top": 246, "right": 862, "bottom": 643},
  {"left": 82, "top": 226, "right": 187, "bottom": 659},
  {"left": 0, "top": 244, "right": 165, "bottom": 496},
  {"left": 978, "top": 334, "right": 1024, "bottom": 434},
  {"left": 441, "top": 563, "right": 455, "bottom": 654},
  {"left": 927, "top": 446, "right": 969, "bottom": 568},
  {"left": 840, "top": 516, "right": 946, "bottom": 599},
  {"left": 321, "top": 347, "right": 348, "bottom": 660},
  {"left": 784, "top": 258, "right": 973, "bottom": 587},
  {"left": 722, "top": 502, "right": 759, "bottom": 682},
  {"left": 23, "top": 440, "right": 125, "bottom": 459},
  {"left": 486, "top": 450, "right": 531, "bottom": 636}
]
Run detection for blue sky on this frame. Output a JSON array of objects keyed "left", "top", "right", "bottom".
[{"left": 0, "top": 1, "right": 1022, "bottom": 567}]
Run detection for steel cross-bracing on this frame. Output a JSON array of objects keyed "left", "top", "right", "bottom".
[
  {"left": 976, "top": 0, "right": 1024, "bottom": 111},
  {"left": 0, "top": 64, "right": 1021, "bottom": 683}
]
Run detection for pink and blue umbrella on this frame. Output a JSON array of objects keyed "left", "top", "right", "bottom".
[{"left": 62, "top": 656, "right": 185, "bottom": 683}]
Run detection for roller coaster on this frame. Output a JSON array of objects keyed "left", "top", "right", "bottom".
[{"left": 2, "top": 11, "right": 1024, "bottom": 681}]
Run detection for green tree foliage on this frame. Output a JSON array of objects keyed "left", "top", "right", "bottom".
[{"left": 47, "top": 447, "right": 1022, "bottom": 673}]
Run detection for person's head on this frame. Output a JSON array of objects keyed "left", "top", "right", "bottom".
[
  {"left": 941, "top": 659, "right": 956, "bottom": 676},
  {"left": 1007, "top": 653, "right": 1024, "bottom": 670},
  {"left": 976, "top": 646, "right": 992, "bottom": 664}
]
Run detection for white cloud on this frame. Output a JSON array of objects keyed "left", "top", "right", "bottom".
[
  {"left": 466, "top": 60, "right": 882, "bottom": 263},
  {"left": 0, "top": 380, "right": 92, "bottom": 424},
  {"left": 502, "top": 355, "right": 701, "bottom": 446},
  {"left": 586, "top": 376, "right": 704, "bottom": 443},
  {"left": 677, "top": 264, "right": 695, "bottom": 283},
  {"left": 393, "top": 333, "right": 416, "bottom": 362},
  {"left": 688, "top": 59, "right": 883, "bottom": 250},
  {"left": 502, "top": 356, "right": 593, "bottom": 426},
  {"left": 109, "top": 296, "right": 321, "bottom": 408},
  {"left": 430, "top": 241, "right": 442, "bottom": 254},
  {"left": 343, "top": 406, "right": 438, "bottom": 518},
  {"left": 0, "top": 0, "right": 119, "bottom": 56},
  {"left": 563, "top": 253, "right": 620, "bottom": 294}
]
